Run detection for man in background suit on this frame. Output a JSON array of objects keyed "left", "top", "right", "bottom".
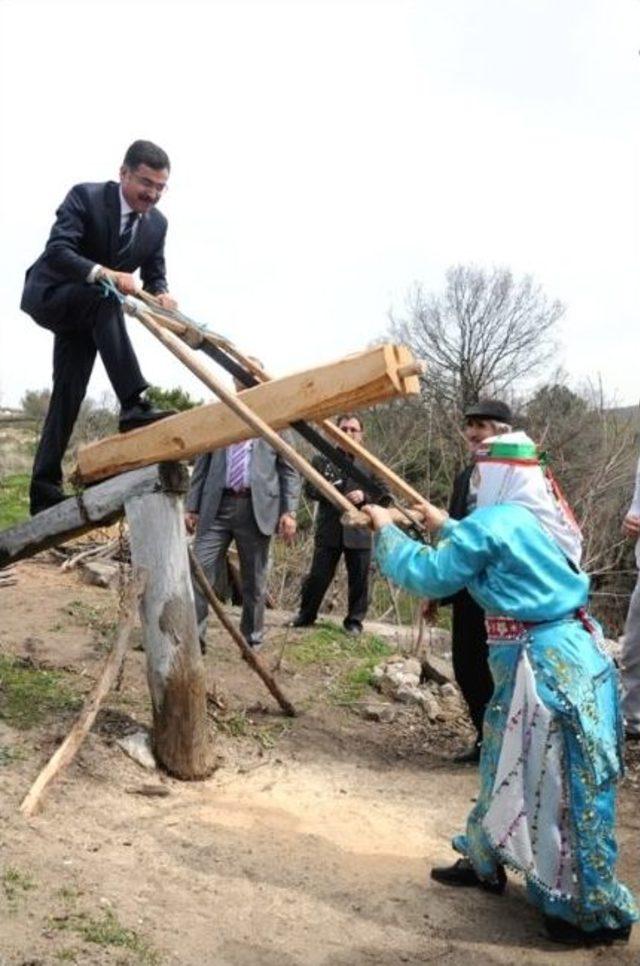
[
  {"left": 291, "top": 413, "right": 378, "bottom": 635},
  {"left": 185, "top": 410, "right": 301, "bottom": 651},
  {"left": 424, "top": 399, "right": 513, "bottom": 763},
  {"left": 21, "top": 139, "right": 177, "bottom": 515}
]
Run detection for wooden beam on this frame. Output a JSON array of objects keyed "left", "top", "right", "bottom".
[
  {"left": 0, "top": 465, "right": 165, "bottom": 569},
  {"left": 73, "top": 343, "right": 420, "bottom": 484},
  {"left": 129, "top": 309, "right": 369, "bottom": 521},
  {"left": 134, "top": 298, "right": 427, "bottom": 509}
]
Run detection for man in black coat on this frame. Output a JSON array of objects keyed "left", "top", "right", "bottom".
[
  {"left": 291, "top": 414, "right": 378, "bottom": 635},
  {"left": 21, "top": 139, "right": 177, "bottom": 515},
  {"left": 426, "top": 398, "right": 513, "bottom": 763}
]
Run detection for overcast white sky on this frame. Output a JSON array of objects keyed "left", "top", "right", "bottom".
[{"left": 0, "top": 0, "right": 638, "bottom": 409}]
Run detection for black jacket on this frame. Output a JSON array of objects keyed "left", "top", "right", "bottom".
[
  {"left": 304, "top": 453, "right": 376, "bottom": 550},
  {"left": 440, "top": 464, "right": 475, "bottom": 606},
  {"left": 21, "top": 181, "right": 168, "bottom": 326}
]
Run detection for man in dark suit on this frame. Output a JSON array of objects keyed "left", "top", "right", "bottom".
[
  {"left": 21, "top": 139, "right": 177, "bottom": 515},
  {"left": 291, "top": 414, "right": 377, "bottom": 635},
  {"left": 424, "top": 398, "right": 513, "bottom": 763},
  {"left": 185, "top": 430, "right": 301, "bottom": 651}
]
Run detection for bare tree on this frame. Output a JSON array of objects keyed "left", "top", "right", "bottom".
[{"left": 391, "top": 265, "right": 563, "bottom": 413}]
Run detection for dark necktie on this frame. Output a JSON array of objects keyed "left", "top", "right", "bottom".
[{"left": 116, "top": 211, "right": 138, "bottom": 262}]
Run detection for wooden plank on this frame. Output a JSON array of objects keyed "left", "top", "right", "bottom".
[
  {"left": 74, "top": 344, "right": 420, "bottom": 484},
  {"left": 129, "top": 308, "right": 372, "bottom": 522},
  {"left": 0, "top": 465, "right": 165, "bottom": 569},
  {"left": 130, "top": 298, "right": 427, "bottom": 509}
]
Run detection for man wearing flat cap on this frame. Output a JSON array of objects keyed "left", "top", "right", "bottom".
[{"left": 423, "top": 398, "right": 513, "bottom": 763}]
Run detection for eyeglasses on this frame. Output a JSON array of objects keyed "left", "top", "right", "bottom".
[{"left": 126, "top": 170, "right": 169, "bottom": 195}]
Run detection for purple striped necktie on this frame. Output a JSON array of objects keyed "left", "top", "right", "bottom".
[{"left": 228, "top": 441, "right": 250, "bottom": 491}]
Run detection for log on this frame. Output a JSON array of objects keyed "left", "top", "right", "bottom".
[
  {"left": 74, "top": 343, "right": 421, "bottom": 484},
  {"left": 189, "top": 548, "right": 296, "bottom": 717},
  {"left": 125, "top": 462, "right": 211, "bottom": 779},
  {"left": 19, "top": 570, "right": 147, "bottom": 817},
  {"left": 136, "top": 297, "right": 427, "bottom": 508},
  {"left": 128, "top": 308, "right": 367, "bottom": 521},
  {"left": 0, "top": 465, "right": 164, "bottom": 569}
]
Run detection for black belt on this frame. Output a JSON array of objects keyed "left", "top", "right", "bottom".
[{"left": 222, "top": 487, "right": 251, "bottom": 497}]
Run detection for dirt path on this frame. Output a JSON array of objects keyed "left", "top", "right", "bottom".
[{"left": 1, "top": 558, "right": 638, "bottom": 965}]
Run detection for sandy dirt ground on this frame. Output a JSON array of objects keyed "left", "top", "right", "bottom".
[{"left": 0, "top": 556, "right": 639, "bottom": 966}]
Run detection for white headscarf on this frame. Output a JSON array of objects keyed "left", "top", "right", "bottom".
[{"left": 470, "top": 431, "right": 583, "bottom": 566}]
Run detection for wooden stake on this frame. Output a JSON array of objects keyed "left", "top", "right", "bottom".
[
  {"left": 189, "top": 548, "right": 297, "bottom": 718},
  {"left": 19, "top": 570, "right": 147, "bottom": 818}
]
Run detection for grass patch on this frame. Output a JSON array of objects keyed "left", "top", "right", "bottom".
[
  {"left": 0, "top": 743, "right": 28, "bottom": 766},
  {"left": 53, "top": 909, "right": 160, "bottom": 965},
  {"left": 369, "top": 574, "right": 452, "bottom": 630},
  {"left": 2, "top": 865, "right": 36, "bottom": 910},
  {"left": 0, "top": 473, "right": 30, "bottom": 528},
  {"left": 290, "top": 622, "right": 392, "bottom": 706},
  {"left": 215, "top": 710, "right": 290, "bottom": 749},
  {"left": 62, "top": 599, "right": 117, "bottom": 647},
  {"left": 0, "top": 655, "right": 82, "bottom": 729}
]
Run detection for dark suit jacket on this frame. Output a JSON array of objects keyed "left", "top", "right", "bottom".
[
  {"left": 303, "top": 453, "right": 375, "bottom": 551},
  {"left": 442, "top": 464, "right": 476, "bottom": 607},
  {"left": 21, "top": 180, "right": 168, "bottom": 327},
  {"left": 186, "top": 437, "right": 301, "bottom": 538}
]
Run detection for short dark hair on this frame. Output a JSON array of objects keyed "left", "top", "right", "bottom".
[
  {"left": 123, "top": 140, "right": 170, "bottom": 172},
  {"left": 337, "top": 413, "right": 363, "bottom": 430}
]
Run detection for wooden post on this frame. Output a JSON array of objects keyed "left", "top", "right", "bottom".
[{"left": 125, "top": 463, "right": 211, "bottom": 779}]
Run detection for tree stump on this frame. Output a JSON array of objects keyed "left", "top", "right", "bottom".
[{"left": 125, "top": 462, "right": 211, "bottom": 779}]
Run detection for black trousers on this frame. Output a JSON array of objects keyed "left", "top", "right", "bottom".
[
  {"left": 451, "top": 589, "right": 494, "bottom": 740},
  {"left": 298, "top": 544, "right": 371, "bottom": 626},
  {"left": 31, "top": 285, "right": 146, "bottom": 492}
]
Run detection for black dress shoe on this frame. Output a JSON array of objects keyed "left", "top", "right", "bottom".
[
  {"left": 119, "top": 400, "right": 176, "bottom": 433},
  {"left": 430, "top": 858, "right": 506, "bottom": 895},
  {"left": 29, "top": 482, "right": 67, "bottom": 516},
  {"left": 288, "top": 616, "right": 314, "bottom": 628},
  {"left": 543, "top": 915, "right": 631, "bottom": 946},
  {"left": 453, "top": 740, "right": 481, "bottom": 764},
  {"left": 343, "top": 621, "right": 363, "bottom": 636}
]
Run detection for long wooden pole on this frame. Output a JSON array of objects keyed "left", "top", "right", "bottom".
[
  {"left": 20, "top": 570, "right": 147, "bottom": 817},
  {"left": 137, "top": 292, "right": 426, "bottom": 507},
  {"left": 188, "top": 548, "right": 297, "bottom": 718}
]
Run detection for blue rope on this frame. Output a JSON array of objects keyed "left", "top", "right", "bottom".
[{"left": 98, "top": 276, "right": 126, "bottom": 303}]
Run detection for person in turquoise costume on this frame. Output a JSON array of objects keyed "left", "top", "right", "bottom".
[{"left": 363, "top": 432, "right": 638, "bottom": 947}]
